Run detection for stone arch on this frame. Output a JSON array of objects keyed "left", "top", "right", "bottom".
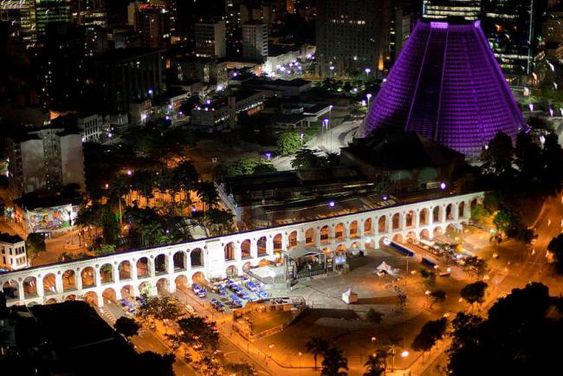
[
  {"left": 191, "top": 271, "right": 204, "bottom": 284},
  {"left": 42, "top": 273, "right": 57, "bottom": 295},
  {"left": 433, "top": 206, "right": 441, "bottom": 223},
  {"left": 446, "top": 203, "right": 454, "bottom": 220},
  {"left": 470, "top": 198, "right": 479, "bottom": 212},
  {"left": 102, "top": 288, "right": 117, "bottom": 304},
  {"left": 191, "top": 248, "right": 204, "bottom": 267},
  {"left": 420, "top": 229, "right": 430, "bottom": 240},
  {"left": 118, "top": 260, "right": 132, "bottom": 280},
  {"left": 446, "top": 223, "right": 459, "bottom": 235},
  {"left": 156, "top": 278, "right": 169, "bottom": 294},
  {"left": 22, "top": 276, "right": 37, "bottom": 299},
  {"left": 81, "top": 267, "right": 96, "bottom": 288},
  {"left": 155, "top": 254, "right": 167, "bottom": 274},
  {"left": 349, "top": 221, "right": 359, "bottom": 238},
  {"left": 433, "top": 226, "right": 443, "bottom": 237},
  {"left": 419, "top": 208, "right": 429, "bottom": 226},
  {"left": 350, "top": 241, "right": 361, "bottom": 251},
  {"left": 121, "top": 285, "right": 134, "bottom": 299},
  {"left": 2, "top": 279, "right": 20, "bottom": 300},
  {"left": 175, "top": 275, "right": 188, "bottom": 291},
  {"left": 64, "top": 294, "right": 77, "bottom": 301},
  {"left": 45, "top": 298, "right": 58, "bottom": 305},
  {"left": 62, "top": 269, "right": 76, "bottom": 291},
  {"left": 406, "top": 231, "right": 418, "bottom": 243},
  {"left": 335, "top": 244, "right": 347, "bottom": 254},
  {"left": 458, "top": 201, "right": 466, "bottom": 218},
  {"left": 392, "top": 233, "right": 404, "bottom": 243},
  {"left": 84, "top": 291, "right": 99, "bottom": 307},
  {"left": 243, "top": 262, "right": 252, "bottom": 273},
  {"left": 138, "top": 281, "right": 152, "bottom": 296},
  {"left": 273, "top": 233, "right": 283, "bottom": 253},
  {"left": 241, "top": 240, "right": 251, "bottom": 259},
  {"left": 364, "top": 218, "right": 373, "bottom": 234},
  {"left": 100, "top": 263, "right": 114, "bottom": 284},
  {"left": 224, "top": 242, "right": 236, "bottom": 261},
  {"left": 288, "top": 231, "right": 298, "bottom": 247},
  {"left": 392, "top": 213, "right": 401, "bottom": 230},
  {"left": 173, "top": 251, "right": 187, "bottom": 271},
  {"left": 305, "top": 228, "right": 315, "bottom": 246},
  {"left": 405, "top": 210, "right": 415, "bottom": 228},
  {"left": 226, "top": 265, "right": 238, "bottom": 278},
  {"left": 378, "top": 216, "right": 387, "bottom": 233},
  {"left": 335, "top": 223, "right": 345, "bottom": 241},
  {"left": 378, "top": 236, "right": 390, "bottom": 248},
  {"left": 320, "top": 225, "right": 330, "bottom": 243},
  {"left": 257, "top": 236, "right": 267, "bottom": 257},
  {"left": 136, "top": 257, "right": 150, "bottom": 278}
]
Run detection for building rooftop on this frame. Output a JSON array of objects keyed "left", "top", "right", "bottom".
[{"left": 0, "top": 233, "right": 24, "bottom": 244}]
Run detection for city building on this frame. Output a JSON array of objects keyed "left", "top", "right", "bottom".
[
  {"left": 136, "top": 3, "right": 170, "bottom": 48},
  {"left": 76, "top": 113, "right": 109, "bottom": 142},
  {"left": 0, "top": 233, "right": 27, "bottom": 271},
  {"left": 92, "top": 48, "right": 165, "bottom": 113},
  {"left": 35, "top": 0, "right": 71, "bottom": 41},
  {"left": 316, "top": 0, "right": 390, "bottom": 78},
  {"left": 361, "top": 19, "right": 525, "bottom": 157},
  {"left": 0, "top": 0, "right": 37, "bottom": 46},
  {"left": 7, "top": 126, "right": 85, "bottom": 198},
  {"left": 390, "top": 2, "right": 414, "bottom": 61},
  {"left": 422, "top": 0, "right": 481, "bottom": 20},
  {"left": 542, "top": 9, "right": 563, "bottom": 44},
  {"left": 173, "top": 57, "right": 228, "bottom": 87},
  {"left": 195, "top": 20, "right": 226, "bottom": 58},
  {"left": 242, "top": 21, "right": 268, "bottom": 62}
]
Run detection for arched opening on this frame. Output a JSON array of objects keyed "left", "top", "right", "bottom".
[
  {"left": 191, "top": 272, "right": 204, "bottom": 284},
  {"left": 156, "top": 278, "right": 169, "bottom": 294},
  {"left": 23, "top": 276, "right": 38, "bottom": 298},
  {"left": 446, "top": 224, "right": 459, "bottom": 236},
  {"left": 433, "top": 226, "right": 443, "bottom": 238},
  {"left": 406, "top": 231, "right": 417, "bottom": 243},
  {"left": 81, "top": 267, "right": 96, "bottom": 288},
  {"left": 45, "top": 298, "right": 58, "bottom": 305},
  {"left": 258, "top": 259, "right": 269, "bottom": 267},
  {"left": 273, "top": 234, "right": 283, "bottom": 253},
  {"left": 433, "top": 206, "right": 441, "bottom": 223},
  {"left": 378, "top": 216, "right": 387, "bottom": 233},
  {"left": 42, "top": 273, "right": 57, "bottom": 295},
  {"left": 241, "top": 240, "right": 251, "bottom": 259},
  {"left": 102, "top": 288, "right": 117, "bottom": 304},
  {"left": 118, "top": 260, "right": 132, "bottom": 280},
  {"left": 121, "top": 285, "right": 134, "bottom": 299},
  {"left": 320, "top": 225, "right": 330, "bottom": 243},
  {"left": 305, "top": 228, "right": 315, "bottom": 246},
  {"left": 288, "top": 231, "right": 298, "bottom": 247},
  {"left": 84, "top": 291, "right": 99, "bottom": 307},
  {"left": 155, "top": 254, "right": 167, "bottom": 275},
  {"left": 392, "top": 233, "right": 404, "bottom": 243},
  {"left": 419, "top": 208, "right": 429, "bottom": 226},
  {"left": 420, "top": 229, "right": 430, "bottom": 240},
  {"left": 458, "top": 202, "right": 466, "bottom": 218},
  {"left": 470, "top": 198, "right": 479, "bottom": 213},
  {"left": 100, "top": 264, "right": 114, "bottom": 284},
  {"left": 191, "top": 248, "right": 203, "bottom": 267},
  {"left": 2, "top": 280, "right": 20, "bottom": 300},
  {"left": 173, "top": 251, "right": 187, "bottom": 271},
  {"left": 350, "top": 241, "right": 361, "bottom": 251},
  {"left": 405, "top": 210, "right": 415, "bottom": 228},
  {"left": 136, "top": 257, "right": 150, "bottom": 278},
  {"left": 335, "top": 223, "right": 345, "bottom": 241},
  {"left": 226, "top": 265, "right": 238, "bottom": 278},
  {"left": 364, "top": 218, "right": 373, "bottom": 235},
  {"left": 62, "top": 270, "right": 76, "bottom": 291},
  {"left": 65, "top": 294, "right": 77, "bottom": 301},
  {"left": 378, "top": 237, "right": 389, "bottom": 248},
  {"left": 350, "top": 221, "right": 359, "bottom": 238},
  {"left": 224, "top": 242, "right": 235, "bottom": 261},
  {"left": 243, "top": 262, "right": 252, "bottom": 273},
  {"left": 336, "top": 244, "right": 347, "bottom": 256},
  {"left": 257, "top": 236, "right": 267, "bottom": 257},
  {"left": 446, "top": 204, "right": 454, "bottom": 220},
  {"left": 175, "top": 275, "right": 188, "bottom": 291},
  {"left": 392, "top": 213, "right": 401, "bottom": 230},
  {"left": 139, "top": 281, "right": 152, "bottom": 296}
]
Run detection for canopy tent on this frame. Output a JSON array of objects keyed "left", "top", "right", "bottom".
[
  {"left": 375, "top": 261, "right": 397, "bottom": 276},
  {"left": 342, "top": 288, "right": 358, "bottom": 304}
]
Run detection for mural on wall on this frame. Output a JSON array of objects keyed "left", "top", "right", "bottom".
[{"left": 26, "top": 205, "right": 75, "bottom": 233}]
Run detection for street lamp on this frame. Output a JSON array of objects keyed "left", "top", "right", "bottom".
[
  {"left": 366, "top": 93, "right": 373, "bottom": 108},
  {"left": 364, "top": 67, "right": 371, "bottom": 79}
]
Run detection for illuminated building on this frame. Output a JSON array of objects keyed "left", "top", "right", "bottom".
[
  {"left": 242, "top": 21, "right": 268, "bottom": 62},
  {"left": 0, "top": 0, "right": 37, "bottom": 46},
  {"left": 361, "top": 19, "right": 525, "bottom": 157},
  {"left": 422, "top": 0, "right": 481, "bottom": 20},
  {"left": 35, "top": 0, "right": 71, "bottom": 40},
  {"left": 195, "top": 20, "right": 226, "bottom": 58}
]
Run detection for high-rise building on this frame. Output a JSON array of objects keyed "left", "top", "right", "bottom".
[
  {"left": 390, "top": 1, "right": 414, "bottom": 62},
  {"left": 543, "top": 9, "right": 563, "bottom": 44},
  {"left": 137, "top": 4, "right": 170, "bottom": 48},
  {"left": 242, "top": 21, "right": 268, "bottom": 62},
  {"left": 0, "top": 0, "right": 37, "bottom": 46},
  {"left": 7, "top": 127, "right": 85, "bottom": 198},
  {"left": 362, "top": 19, "right": 525, "bottom": 157},
  {"left": 422, "top": 0, "right": 481, "bottom": 20},
  {"left": 195, "top": 20, "right": 226, "bottom": 58},
  {"left": 35, "top": 0, "right": 72, "bottom": 41},
  {"left": 316, "top": 0, "right": 390, "bottom": 79}
]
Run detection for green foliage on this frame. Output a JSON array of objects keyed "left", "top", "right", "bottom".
[
  {"left": 138, "top": 296, "right": 180, "bottom": 321},
  {"left": 480, "top": 132, "right": 515, "bottom": 176},
  {"left": 365, "top": 308, "right": 384, "bottom": 324},
  {"left": 277, "top": 131, "right": 304, "bottom": 155},
  {"left": 94, "top": 243, "right": 116, "bottom": 256},
  {"left": 320, "top": 346, "right": 348, "bottom": 376},
  {"left": 291, "top": 149, "right": 340, "bottom": 170},
  {"left": 470, "top": 204, "right": 489, "bottom": 222},
  {"left": 363, "top": 351, "right": 387, "bottom": 376},
  {"left": 215, "top": 157, "right": 276, "bottom": 179},
  {"left": 174, "top": 316, "right": 219, "bottom": 353},
  {"left": 223, "top": 363, "right": 256, "bottom": 376},
  {"left": 411, "top": 318, "right": 448, "bottom": 353},
  {"left": 429, "top": 289, "right": 447, "bottom": 306},
  {"left": 306, "top": 337, "right": 330, "bottom": 369},
  {"left": 25, "top": 233, "right": 46, "bottom": 259},
  {"left": 114, "top": 316, "right": 140, "bottom": 338},
  {"left": 460, "top": 281, "right": 488, "bottom": 305}
]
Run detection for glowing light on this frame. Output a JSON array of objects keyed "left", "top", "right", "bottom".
[{"left": 328, "top": 201, "right": 335, "bottom": 207}]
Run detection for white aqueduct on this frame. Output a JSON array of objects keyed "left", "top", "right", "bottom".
[{"left": 0, "top": 192, "right": 483, "bottom": 307}]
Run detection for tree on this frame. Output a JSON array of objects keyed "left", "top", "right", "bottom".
[
  {"left": 224, "top": 363, "right": 256, "bottom": 376},
  {"left": 94, "top": 243, "right": 116, "bottom": 256},
  {"left": 363, "top": 350, "right": 387, "bottom": 376},
  {"left": 137, "top": 351, "right": 175, "bottom": 376},
  {"left": 480, "top": 132, "right": 514, "bottom": 176},
  {"left": 114, "top": 316, "right": 140, "bottom": 338},
  {"left": 138, "top": 296, "right": 180, "bottom": 321},
  {"left": 174, "top": 316, "right": 219, "bottom": 352},
  {"left": 320, "top": 346, "right": 348, "bottom": 376},
  {"left": 196, "top": 181, "right": 219, "bottom": 214},
  {"left": 429, "top": 289, "right": 447, "bottom": 307},
  {"left": 365, "top": 308, "right": 384, "bottom": 324},
  {"left": 411, "top": 318, "right": 448, "bottom": 353},
  {"left": 277, "top": 131, "right": 303, "bottom": 155},
  {"left": 460, "top": 281, "right": 488, "bottom": 306},
  {"left": 305, "top": 336, "right": 330, "bottom": 369},
  {"left": 470, "top": 203, "right": 489, "bottom": 222},
  {"left": 547, "top": 233, "right": 563, "bottom": 274},
  {"left": 291, "top": 149, "right": 326, "bottom": 170},
  {"left": 25, "top": 233, "right": 46, "bottom": 260}
]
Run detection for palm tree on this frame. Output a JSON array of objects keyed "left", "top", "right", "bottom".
[
  {"left": 305, "top": 337, "right": 330, "bottom": 370},
  {"left": 363, "top": 350, "right": 387, "bottom": 376},
  {"left": 196, "top": 181, "right": 219, "bottom": 214},
  {"left": 321, "top": 346, "right": 348, "bottom": 376}
]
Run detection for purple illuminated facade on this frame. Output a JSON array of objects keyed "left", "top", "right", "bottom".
[{"left": 361, "top": 19, "right": 525, "bottom": 156}]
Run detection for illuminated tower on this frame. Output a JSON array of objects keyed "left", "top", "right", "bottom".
[{"left": 361, "top": 19, "right": 525, "bottom": 157}]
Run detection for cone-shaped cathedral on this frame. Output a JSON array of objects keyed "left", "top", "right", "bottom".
[{"left": 361, "top": 19, "right": 525, "bottom": 156}]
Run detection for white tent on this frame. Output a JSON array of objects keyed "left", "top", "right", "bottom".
[
  {"left": 342, "top": 288, "right": 358, "bottom": 304},
  {"left": 375, "top": 261, "right": 397, "bottom": 276}
]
